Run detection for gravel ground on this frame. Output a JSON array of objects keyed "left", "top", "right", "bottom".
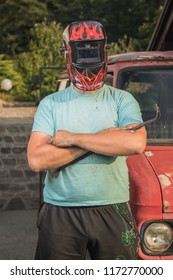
[{"left": 0, "top": 210, "right": 38, "bottom": 260}]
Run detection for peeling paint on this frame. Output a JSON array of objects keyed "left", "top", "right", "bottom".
[
  {"left": 163, "top": 200, "right": 170, "bottom": 211},
  {"left": 145, "top": 151, "right": 154, "bottom": 157},
  {"left": 165, "top": 171, "right": 173, "bottom": 181},
  {"left": 158, "top": 174, "right": 171, "bottom": 187}
]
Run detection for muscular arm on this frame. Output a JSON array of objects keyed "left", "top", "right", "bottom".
[
  {"left": 27, "top": 132, "right": 88, "bottom": 172},
  {"left": 28, "top": 124, "right": 146, "bottom": 172},
  {"left": 50, "top": 124, "right": 147, "bottom": 157}
]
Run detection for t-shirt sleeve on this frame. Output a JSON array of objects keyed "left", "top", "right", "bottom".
[
  {"left": 118, "top": 90, "right": 143, "bottom": 127},
  {"left": 32, "top": 97, "right": 54, "bottom": 136}
]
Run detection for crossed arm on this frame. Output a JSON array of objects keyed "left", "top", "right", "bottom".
[{"left": 27, "top": 124, "right": 146, "bottom": 172}]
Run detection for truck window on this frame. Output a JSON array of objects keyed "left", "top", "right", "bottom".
[{"left": 117, "top": 67, "right": 173, "bottom": 142}]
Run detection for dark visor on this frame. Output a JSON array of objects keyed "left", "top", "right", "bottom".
[
  {"left": 75, "top": 42, "right": 101, "bottom": 63},
  {"left": 78, "top": 48, "right": 99, "bottom": 61}
]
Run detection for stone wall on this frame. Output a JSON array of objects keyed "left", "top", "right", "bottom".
[{"left": 0, "top": 117, "right": 40, "bottom": 211}]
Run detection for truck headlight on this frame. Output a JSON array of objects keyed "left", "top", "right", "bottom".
[{"left": 143, "top": 222, "right": 173, "bottom": 253}]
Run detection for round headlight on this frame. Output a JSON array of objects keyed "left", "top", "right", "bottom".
[{"left": 143, "top": 222, "right": 173, "bottom": 253}]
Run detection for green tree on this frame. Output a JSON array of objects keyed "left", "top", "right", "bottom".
[
  {"left": 0, "top": 0, "right": 165, "bottom": 55},
  {"left": 90, "top": 0, "right": 165, "bottom": 50},
  {"left": 45, "top": 0, "right": 165, "bottom": 50},
  {"left": 131, "top": 1, "right": 164, "bottom": 50},
  {"left": 0, "top": 0, "right": 48, "bottom": 55},
  {"left": 45, "top": 0, "right": 84, "bottom": 23},
  {"left": 0, "top": 55, "right": 26, "bottom": 101},
  {"left": 16, "top": 21, "right": 65, "bottom": 101},
  {"left": 108, "top": 35, "right": 134, "bottom": 56}
]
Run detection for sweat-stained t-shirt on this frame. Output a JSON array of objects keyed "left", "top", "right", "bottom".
[{"left": 32, "top": 84, "right": 143, "bottom": 206}]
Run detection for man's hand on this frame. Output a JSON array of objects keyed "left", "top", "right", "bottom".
[
  {"left": 49, "top": 128, "right": 120, "bottom": 147},
  {"left": 49, "top": 130, "right": 75, "bottom": 147}
]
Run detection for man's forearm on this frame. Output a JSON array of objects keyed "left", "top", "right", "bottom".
[
  {"left": 50, "top": 126, "right": 146, "bottom": 157},
  {"left": 27, "top": 143, "right": 88, "bottom": 172},
  {"left": 71, "top": 130, "right": 144, "bottom": 156}
]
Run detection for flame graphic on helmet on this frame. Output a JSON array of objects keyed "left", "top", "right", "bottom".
[
  {"left": 70, "top": 22, "right": 105, "bottom": 41},
  {"left": 70, "top": 65, "right": 106, "bottom": 91}
]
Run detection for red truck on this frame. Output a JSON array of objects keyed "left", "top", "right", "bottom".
[
  {"left": 47, "top": 50, "right": 173, "bottom": 259},
  {"left": 106, "top": 51, "right": 173, "bottom": 260}
]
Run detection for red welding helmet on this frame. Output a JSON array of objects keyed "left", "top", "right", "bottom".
[{"left": 62, "top": 20, "right": 108, "bottom": 91}]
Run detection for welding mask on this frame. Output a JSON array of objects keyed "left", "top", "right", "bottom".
[{"left": 61, "top": 20, "right": 108, "bottom": 91}]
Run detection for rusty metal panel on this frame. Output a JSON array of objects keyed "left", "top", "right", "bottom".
[
  {"left": 145, "top": 147, "right": 173, "bottom": 213},
  {"left": 127, "top": 153, "right": 163, "bottom": 223}
]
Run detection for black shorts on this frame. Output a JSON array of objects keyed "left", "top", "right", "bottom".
[{"left": 35, "top": 202, "right": 139, "bottom": 260}]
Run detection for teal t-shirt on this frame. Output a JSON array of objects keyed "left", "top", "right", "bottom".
[{"left": 32, "top": 84, "right": 142, "bottom": 206}]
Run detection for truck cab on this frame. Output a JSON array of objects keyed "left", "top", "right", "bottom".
[{"left": 107, "top": 51, "right": 173, "bottom": 259}]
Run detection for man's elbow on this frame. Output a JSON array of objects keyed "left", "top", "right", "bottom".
[
  {"left": 27, "top": 157, "right": 43, "bottom": 173},
  {"left": 135, "top": 138, "right": 146, "bottom": 154}
]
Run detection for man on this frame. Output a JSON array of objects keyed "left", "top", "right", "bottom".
[{"left": 27, "top": 20, "right": 146, "bottom": 260}]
